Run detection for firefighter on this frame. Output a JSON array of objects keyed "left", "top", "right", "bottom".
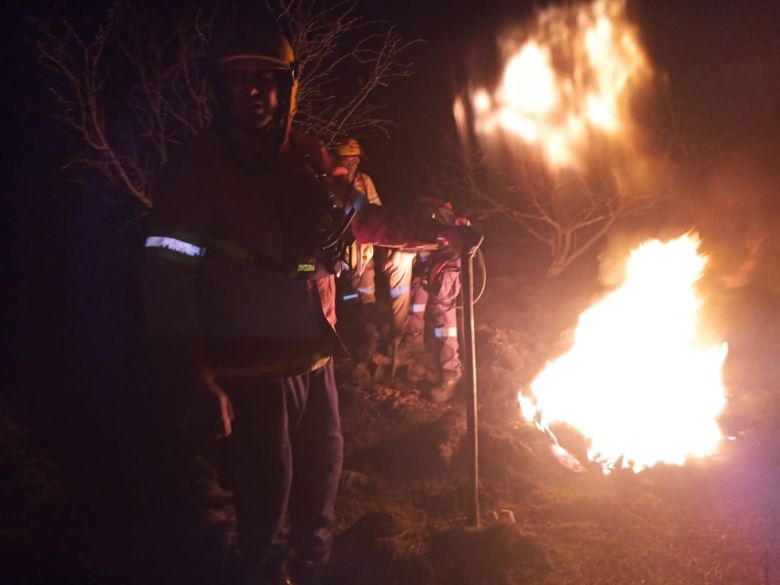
[
  {"left": 143, "top": 12, "right": 482, "bottom": 585},
  {"left": 404, "top": 199, "right": 468, "bottom": 403},
  {"left": 336, "top": 137, "right": 416, "bottom": 360},
  {"left": 337, "top": 137, "right": 380, "bottom": 309},
  {"left": 143, "top": 15, "right": 346, "bottom": 585},
  {"left": 335, "top": 137, "right": 382, "bottom": 355}
]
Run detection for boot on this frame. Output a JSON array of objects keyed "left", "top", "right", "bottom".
[{"left": 428, "top": 377, "right": 461, "bottom": 404}]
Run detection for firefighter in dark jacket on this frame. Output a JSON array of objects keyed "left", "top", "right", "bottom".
[{"left": 143, "top": 13, "right": 482, "bottom": 585}]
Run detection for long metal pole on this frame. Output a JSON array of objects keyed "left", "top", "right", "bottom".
[{"left": 461, "top": 252, "right": 480, "bottom": 527}]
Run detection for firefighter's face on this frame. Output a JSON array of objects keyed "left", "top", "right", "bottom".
[
  {"left": 340, "top": 156, "right": 360, "bottom": 178},
  {"left": 222, "top": 60, "right": 280, "bottom": 130}
]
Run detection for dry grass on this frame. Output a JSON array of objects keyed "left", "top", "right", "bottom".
[
  {"left": 332, "top": 271, "right": 780, "bottom": 584},
  {"left": 2, "top": 269, "right": 778, "bottom": 584}
]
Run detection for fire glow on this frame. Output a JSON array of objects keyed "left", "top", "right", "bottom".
[
  {"left": 520, "top": 234, "right": 729, "bottom": 473},
  {"left": 468, "top": 0, "right": 651, "bottom": 170}
]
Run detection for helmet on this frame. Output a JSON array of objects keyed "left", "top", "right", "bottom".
[
  {"left": 206, "top": 14, "right": 296, "bottom": 74},
  {"left": 336, "top": 138, "right": 363, "bottom": 157},
  {"left": 206, "top": 11, "right": 298, "bottom": 145}
]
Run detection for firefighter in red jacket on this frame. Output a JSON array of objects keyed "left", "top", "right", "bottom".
[
  {"left": 404, "top": 199, "right": 468, "bottom": 403},
  {"left": 143, "top": 13, "right": 481, "bottom": 585}
]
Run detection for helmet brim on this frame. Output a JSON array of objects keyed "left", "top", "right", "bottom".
[{"left": 219, "top": 55, "right": 293, "bottom": 70}]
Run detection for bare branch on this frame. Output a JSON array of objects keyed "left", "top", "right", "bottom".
[
  {"left": 449, "top": 135, "right": 658, "bottom": 277},
  {"left": 36, "top": 1, "right": 414, "bottom": 208},
  {"left": 271, "top": 0, "right": 419, "bottom": 144},
  {"left": 37, "top": 9, "right": 153, "bottom": 207}
]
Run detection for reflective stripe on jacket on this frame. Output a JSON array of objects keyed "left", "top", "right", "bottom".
[{"left": 143, "top": 125, "right": 342, "bottom": 378}]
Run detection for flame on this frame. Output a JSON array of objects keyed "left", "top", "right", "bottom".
[
  {"left": 521, "top": 234, "right": 728, "bottom": 473},
  {"left": 471, "top": 0, "right": 651, "bottom": 169}
]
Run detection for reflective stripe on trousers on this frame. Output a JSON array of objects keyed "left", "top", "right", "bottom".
[
  {"left": 405, "top": 263, "right": 462, "bottom": 378},
  {"left": 428, "top": 270, "right": 462, "bottom": 377},
  {"left": 434, "top": 326, "right": 458, "bottom": 338},
  {"left": 405, "top": 274, "right": 428, "bottom": 341},
  {"left": 352, "top": 259, "right": 376, "bottom": 304},
  {"left": 382, "top": 249, "right": 415, "bottom": 337}
]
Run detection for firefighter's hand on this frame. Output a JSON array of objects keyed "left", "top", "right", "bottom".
[
  {"left": 205, "top": 379, "right": 235, "bottom": 439},
  {"left": 454, "top": 215, "right": 471, "bottom": 226},
  {"left": 437, "top": 225, "right": 484, "bottom": 258},
  {"left": 181, "top": 371, "right": 235, "bottom": 440}
]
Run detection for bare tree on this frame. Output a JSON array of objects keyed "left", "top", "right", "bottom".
[
  {"left": 443, "top": 128, "right": 658, "bottom": 277},
  {"left": 36, "top": 5, "right": 214, "bottom": 208},
  {"left": 271, "top": 0, "right": 418, "bottom": 145},
  {"left": 36, "top": 1, "right": 416, "bottom": 208}
]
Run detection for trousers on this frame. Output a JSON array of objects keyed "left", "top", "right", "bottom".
[
  {"left": 407, "top": 255, "right": 462, "bottom": 379},
  {"left": 380, "top": 249, "right": 415, "bottom": 338},
  {"left": 220, "top": 361, "right": 343, "bottom": 581}
]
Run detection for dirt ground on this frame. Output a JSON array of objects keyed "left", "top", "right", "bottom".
[
  {"left": 325, "top": 273, "right": 780, "bottom": 585},
  {"left": 2, "top": 269, "right": 779, "bottom": 584}
]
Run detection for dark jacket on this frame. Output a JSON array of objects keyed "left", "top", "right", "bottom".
[
  {"left": 143, "top": 125, "right": 341, "bottom": 379},
  {"left": 143, "top": 123, "right": 440, "bottom": 381}
]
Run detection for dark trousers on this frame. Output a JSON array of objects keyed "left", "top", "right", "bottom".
[{"left": 220, "top": 361, "right": 343, "bottom": 580}]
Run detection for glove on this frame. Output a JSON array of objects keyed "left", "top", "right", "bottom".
[{"left": 437, "top": 225, "right": 484, "bottom": 259}]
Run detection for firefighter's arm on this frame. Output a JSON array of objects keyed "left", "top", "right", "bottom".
[
  {"left": 360, "top": 173, "right": 382, "bottom": 206},
  {"left": 143, "top": 160, "right": 233, "bottom": 439},
  {"left": 143, "top": 261, "right": 233, "bottom": 439},
  {"left": 351, "top": 204, "right": 483, "bottom": 256},
  {"left": 350, "top": 204, "right": 438, "bottom": 247}
]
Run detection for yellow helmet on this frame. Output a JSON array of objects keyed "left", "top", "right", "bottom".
[{"left": 336, "top": 138, "right": 362, "bottom": 157}]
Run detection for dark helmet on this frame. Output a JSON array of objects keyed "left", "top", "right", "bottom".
[
  {"left": 206, "top": 14, "right": 296, "bottom": 74},
  {"left": 206, "top": 12, "right": 298, "bottom": 142}
]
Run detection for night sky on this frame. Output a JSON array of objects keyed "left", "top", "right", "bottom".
[
  {"left": 5, "top": 0, "right": 780, "bottom": 210},
  {"left": 373, "top": 0, "right": 780, "bottom": 213}
]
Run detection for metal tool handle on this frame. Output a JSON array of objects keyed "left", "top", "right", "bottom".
[{"left": 461, "top": 251, "right": 480, "bottom": 527}]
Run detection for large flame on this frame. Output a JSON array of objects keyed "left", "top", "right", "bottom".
[
  {"left": 520, "top": 234, "right": 728, "bottom": 473},
  {"left": 467, "top": 0, "right": 651, "bottom": 170}
]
